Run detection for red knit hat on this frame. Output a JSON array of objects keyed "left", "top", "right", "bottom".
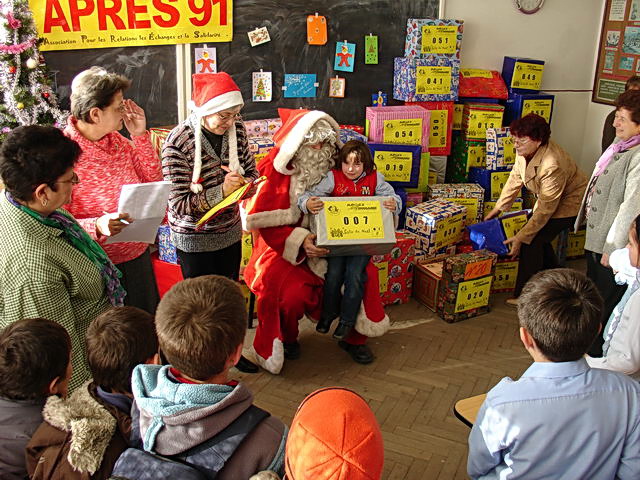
[
  {"left": 188, "top": 73, "right": 244, "bottom": 193},
  {"left": 285, "top": 387, "right": 384, "bottom": 480}
]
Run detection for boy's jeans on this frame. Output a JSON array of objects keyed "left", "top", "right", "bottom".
[{"left": 321, "top": 255, "right": 370, "bottom": 327}]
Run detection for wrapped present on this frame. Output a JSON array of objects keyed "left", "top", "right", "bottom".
[
  {"left": 484, "top": 198, "right": 523, "bottom": 217},
  {"left": 339, "top": 128, "right": 368, "bottom": 144},
  {"left": 492, "top": 258, "right": 519, "bottom": 293},
  {"left": 150, "top": 126, "right": 174, "bottom": 157},
  {"left": 404, "top": 18, "right": 463, "bottom": 59},
  {"left": 452, "top": 103, "right": 464, "bottom": 130},
  {"left": 406, "top": 101, "right": 454, "bottom": 155},
  {"left": 372, "top": 232, "right": 416, "bottom": 306},
  {"left": 156, "top": 224, "right": 177, "bottom": 264},
  {"left": 502, "top": 56, "right": 545, "bottom": 93},
  {"left": 462, "top": 103, "right": 505, "bottom": 141},
  {"left": 428, "top": 183, "right": 485, "bottom": 225},
  {"left": 437, "top": 249, "right": 497, "bottom": 322},
  {"left": 413, "top": 243, "right": 456, "bottom": 263},
  {"left": 486, "top": 127, "right": 516, "bottom": 171},
  {"left": 368, "top": 143, "right": 422, "bottom": 188},
  {"left": 243, "top": 118, "right": 282, "bottom": 138},
  {"left": 504, "top": 92, "right": 555, "bottom": 125},
  {"left": 248, "top": 136, "right": 275, "bottom": 155},
  {"left": 340, "top": 124, "right": 365, "bottom": 134},
  {"left": 151, "top": 251, "right": 183, "bottom": 298},
  {"left": 366, "top": 105, "right": 431, "bottom": 151},
  {"left": 405, "top": 199, "right": 466, "bottom": 255},
  {"left": 458, "top": 69, "right": 508, "bottom": 99},
  {"left": 406, "top": 192, "right": 425, "bottom": 208},
  {"left": 446, "top": 133, "right": 486, "bottom": 183},
  {"left": 406, "top": 152, "right": 431, "bottom": 194},
  {"left": 310, "top": 196, "right": 397, "bottom": 256},
  {"left": 468, "top": 167, "right": 511, "bottom": 200},
  {"left": 393, "top": 56, "right": 460, "bottom": 103},
  {"left": 467, "top": 218, "right": 508, "bottom": 255}
]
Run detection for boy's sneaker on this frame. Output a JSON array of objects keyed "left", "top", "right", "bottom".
[
  {"left": 332, "top": 323, "right": 352, "bottom": 340},
  {"left": 316, "top": 318, "right": 333, "bottom": 334}
]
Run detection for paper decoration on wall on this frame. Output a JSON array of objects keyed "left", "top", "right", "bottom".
[
  {"left": 329, "top": 76, "right": 346, "bottom": 98},
  {"left": 252, "top": 71, "right": 272, "bottom": 102},
  {"left": 372, "top": 91, "right": 387, "bottom": 106},
  {"left": 334, "top": 41, "right": 356, "bottom": 72},
  {"left": 194, "top": 48, "right": 216, "bottom": 74},
  {"left": 307, "top": 13, "right": 327, "bottom": 45},
  {"left": 365, "top": 35, "right": 378, "bottom": 64},
  {"left": 248, "top": 27, "right": 271, "bottom": 47},
  {"left": 283, "top": 74, "right": 318, "bottom": 98}
]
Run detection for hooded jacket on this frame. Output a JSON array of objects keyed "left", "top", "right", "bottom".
[{"left": 130, "top": 364, "right": 286, "bottom": 479}]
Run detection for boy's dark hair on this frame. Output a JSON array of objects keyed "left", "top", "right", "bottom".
[
  {"left": 517, "top": 269, "right": 602, "bottom": 362},
  {"left": 339, "top": 140, "right": 375, "bottom": 174},
  {"left": 155, "top": 275, "right": 247, "bottom": 380},
  {"left": 0, "top": 125, "right": 80, "bottom": 202},
  {"left": 509, "top": 113, "right": 551, "bottom": 145},
  {"left": 86, "top": 307, "right": 158, "bottom": 394},
  {"left": 0, "top": 318, "right": 71, "bottom": 401}
]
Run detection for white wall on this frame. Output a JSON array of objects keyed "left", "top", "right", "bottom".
[{"left": 442, "top": 0, "right": 605, "bottom": 172}]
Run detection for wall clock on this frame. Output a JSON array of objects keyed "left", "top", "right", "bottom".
[{"left": 514, "top": 0, "right": 545, "bottom": 14}]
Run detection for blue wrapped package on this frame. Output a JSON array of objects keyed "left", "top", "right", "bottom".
[
  {"left": 467, "top": 219, "right": 508, "bottom": 255},
  {"left": 339, "top": 128, "right": 368, "bottom": 144},
  {"left": 368, "top": 143, "right": 422, "bottom": 188}
]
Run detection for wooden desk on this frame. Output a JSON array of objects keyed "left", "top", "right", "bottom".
[{"left": 453, "top": 394, "right": 486, "bottom": 427}]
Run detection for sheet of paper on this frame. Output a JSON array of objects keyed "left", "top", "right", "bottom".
[{"left": 105, "top": 181, "right": 171, "bottom": 244}]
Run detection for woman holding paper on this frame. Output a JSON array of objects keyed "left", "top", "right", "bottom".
[
  {"left": 64, "top": 67, "right": 162, "bottom": 314},
  {"left": 485, "top": 114, "right": 587, "bottom": 306}
]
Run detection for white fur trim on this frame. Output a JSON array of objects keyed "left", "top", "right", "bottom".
[
  {"left": 355, "top": 309, "right": 390, "bottom": 338},
  {"left": 307, "top": 257, "right": 327, "bottom": 278},
  {"left": 245, "top": 174, "right": 303, "bottom": 230},
  {"left": 273, "top": 111, "right": 343, "bottom": 175},
  {"left": 283, "top": 227, "right": 311, "bottom": 265},
  {"left": 189, "top": 90, "right": 243, "bottom": 117},
  {"left": 252, "top": 338, "right": 284, "bottom": 374}
]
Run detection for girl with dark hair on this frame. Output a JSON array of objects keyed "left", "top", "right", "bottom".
[{"left": 485, "top": 114, "right": 588, "bottom": 306}]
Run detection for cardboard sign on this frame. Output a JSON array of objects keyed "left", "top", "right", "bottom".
[
  {"left": 324, "top": 200, "right": 385, "bottom": 240},
  {"left": 416, "top": 66, "right": 452, "bottom": 95},
  {"left": 460, "top": 68, "right": 493, "bottom": 79},
  {"left": 421, "top": 25, "right": 458, "bottom": 54},
  {"left": 493, "top": 261, "right": 518, "bottom": 290},
  {"left": 521, "top": 99, "right": 553, "bottom": 123},
  {"left": 466, "top": 111, "right": 503, "bottom": 139},
  {"left": 490, "top": 171, "right": 511, "bottom": 200},
  {"left": 375, "top": 151, "right": 414, "bottom": 182},
  {"left": 307, "top": 14, "right": 327, "bottom": 45},
  {"left": 429, "top": 109, "right": 449, "bottom": 148},
  {"left": 512, "top": 62, "right": 544, "bottom": 90},
  {"left": 434, "top": 214, "right": 464, "bottom": 249},
  {"left": 455, "top": 276, "right": 492, "bottom": 312},
  {"left": 382, "top": 118, "right": 423, "bottom": 145},
  {"left": 501, "top": 212, "right": 528, "bottom": 238}
]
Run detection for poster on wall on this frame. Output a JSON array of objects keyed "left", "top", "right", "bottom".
[
  {"left": 594, "top": 0, "right": 640, "bottom": 104},
  {"left": 28, "top": 0, "right": 233, "bottom": 51}
]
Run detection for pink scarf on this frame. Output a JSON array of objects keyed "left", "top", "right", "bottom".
[{"left": 595, "top": 134, "right": 640, "bottom": 177}]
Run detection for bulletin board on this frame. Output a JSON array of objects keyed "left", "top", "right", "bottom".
[{"left": 593, "top": 0, "right": 640, "bottom": 105}]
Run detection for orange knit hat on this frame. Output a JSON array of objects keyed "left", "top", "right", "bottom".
[{"left": 285, "top": 387, "right": 384, "bottom": 480}]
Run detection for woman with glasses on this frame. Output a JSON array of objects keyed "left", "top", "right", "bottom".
[
  {"left": 485, "top": 113, "right": 587, "bottom": 306},
  {"left": 576, "top": 89, "right": 640, "bottom": 356},
  {"left": 0, "top": 126, "right": 120, "bottom": 391},
  {"left": 162, "top": 72, "right": 259, "bottom": 373},
  {"left": 63, "top": 66, "right": 162, "bottom": 314}
]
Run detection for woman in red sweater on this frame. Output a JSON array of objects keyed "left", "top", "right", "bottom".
[{"left": 64, "top": 67, "right": 162, "bottom": 314}]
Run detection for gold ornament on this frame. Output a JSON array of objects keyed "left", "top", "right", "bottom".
[{"left": 16, "top": 102, "right": 24, "bottom": 109}]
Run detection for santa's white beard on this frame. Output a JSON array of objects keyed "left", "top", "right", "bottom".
[{"left": 292, "top": 144, "right": 336, "bottom": 197}]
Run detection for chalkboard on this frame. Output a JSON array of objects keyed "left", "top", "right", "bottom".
[
  {"left": 194, "top": 0, "right": 439, "bottom": 124},
  {"left": 42, "top": 45, "right": 178, "bottom": 128}
]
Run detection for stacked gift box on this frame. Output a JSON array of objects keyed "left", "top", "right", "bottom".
[
  {"left": 486, "top": 127, "right": 516, "bottom": 171},
  {"left": 483, "top": 198, "right": 523, "bottom": 217},
  {"left": 468, "top": 167, "right": 511, "bottom": 201},
  {"left": 504, "top": 92, "right": 555, "bottom": 125},
  {"left": 405, "top": 101, "right": 454, "bottom": 155},
  {"left": 428, "top": 183, "right": 484, "bottom": 225},
  {"left": 462, "top": 103, "right": 505, "bottom": 142},
  {"left": 491, "top": 258, "right": 519, "bottom": 293},
  {"left": 446, "top": 133, "right": 486, "bottom": 183},
  {"left": 366, "top": 105, "right": 431, "bottom": 152},
  {"left": 248, "top": 137, "right": 275, "bottom": 164},
  {"left": 502, "top": 56, "right": 545, "bottom": 94},
  {"left": 405, "top": 199, "right": 466, "bottom": 258},
  {"left": 368, "top": 143, "right": 422, "bottom": 188},
  {"left": 458, "top": 68, "right": 508, "bottom": 100},
  {"left": 551, "top": 227, "right": 586, "bottom": 265},
  {"left": 452, "top": 103, "right": 464, "bottom": 130},
  {"left": 372, "top": 231, "right": 416, "bottom": 306},
  {"left": 243, "top": 117, "right": 282, "bottom": 138},
  {"left": 339, "top": 128, "right": 368, "bottom": 144},
  {"left": 405, "top": 151, "right": 431, "bottom": 195}
]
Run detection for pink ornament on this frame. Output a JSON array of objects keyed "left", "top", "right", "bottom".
[
  {"left": 6, "top": 12, "right": 22, "bottom": 30},
  {"left": 2, "top": 127, "right": 11, "bottom": 133}
]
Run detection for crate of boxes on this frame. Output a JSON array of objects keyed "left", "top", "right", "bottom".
[
  {"left": 428, "top": 183, "right": 485, "bottom": 225},
  {"left": 372, "top": 232, "right": 416, "bottom": 306}
]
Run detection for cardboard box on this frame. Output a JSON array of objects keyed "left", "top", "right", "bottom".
[
  {"left": 310, "top": 196, "right": 397, "bottom": 256},
  {"left": 446, "top": 133, "right": 486, "bottom": 183},
  {"left": 405, "top": 101, "right": 454, "bottom": 155},
  {"left": 366, "top": 105, "right": 431, "bottom": 152},
  {"left": 413, "top": 260, "right": 443, "bottom": 311},
  {"left": 428, "top": 183, "right": 485, "bottom": 225},
  {"left": 492, "top": 258, "right": 519, "bottom": 293},
  {"left": 372, "top": 232, "right": 416, "bottom": 306},
  {"left": 149, "top": 126, "right": 174, "bottom": 157},
  {"left": 393, "top": 56, "right": 460, "bottom": 102},
  {"left": 243, "top": 117, "right": 282, "bottom": 138},
  {"left": 504, "top": 92, "right": 555, "bottom": 125},
  {"left": 368, "top": 143, "right": 422, "bottom": 188},
  {"left": 468, "top": 167, "right": 511, "bottom": 200},
  {"left": 502, "top": 56, "right": 545, "bottom": 94},
  {"left": 462, "top": 103, "right": 505, "bottom": 141},
  {"left": 405, "top": 199, "right": 466, "bottom": 255},
  {"left": 156, "top": 224, "right": 177, "bottom": 264},
  {"left": 458, "top": 68, "right": 508, "bottom": 99},
  {"left": 404, "top": 18, "right": 464, "bottom": 59},
  {"left": 486, "top": 127, "right": 516, "bottom": 171}
]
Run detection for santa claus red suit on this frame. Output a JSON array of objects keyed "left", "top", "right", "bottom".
[{"left": 243, "top": 109, "right": 390, "bottom": 374}]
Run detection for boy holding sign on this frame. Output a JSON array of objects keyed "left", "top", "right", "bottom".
[{"left": 298, "top": 140, "right": 401, "bottom": 340}]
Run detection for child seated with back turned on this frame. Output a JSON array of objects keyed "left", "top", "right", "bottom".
[
  {"left": 26, "top": 306, "right": 159, "bottom": 479},
  {"left": 467, "top": 268, "right": 640, "bottom": 480},
  {"left": 298, "top": 139, "right": 401, "bottom": 340},
  {"left": 129, "top": 275, "right": 287, "bottom": 479},
  {"left": 0, "top": 318, "right": 72, "bottom": 480}
]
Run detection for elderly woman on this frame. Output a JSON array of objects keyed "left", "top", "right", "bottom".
[
  {"left": 0, "top": 126, "right": 121, "bottom": 391},
  {"left": 577, "top": 89, "right": 640, "bottom": 356},
  {"left": 64, "top": 66, "right": 162, "bottom": 314},
  {"left": 163, "top": 72, "right": 258, "bottom": 373},
  {"left": 486, "top": 114, "right": 587, "bottom": 306}
]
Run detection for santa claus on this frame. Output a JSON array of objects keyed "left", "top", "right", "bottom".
[{"left": 244, "top": 109, "right": 389, "bottom": 374}]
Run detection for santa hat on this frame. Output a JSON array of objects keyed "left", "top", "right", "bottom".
[
  {"left": 285, "top": 387, "right": 384, "bottom": 480},
  {"left": 188, "top": 73, "right": 244, "bottom": 193}
]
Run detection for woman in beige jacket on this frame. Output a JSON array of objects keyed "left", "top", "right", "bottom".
[{"left": 486, "top": 114, "right": 587, "bottom": 305}]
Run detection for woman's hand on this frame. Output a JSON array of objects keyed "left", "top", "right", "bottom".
[
  {"left": 601, "top": 253, "right": 610, "bottom": 268},
  {"left": 222, "top": 172, "right": 246, "bottom": 197},
  {"left": 303, "top": 234, "right": 329, "bottom": 258},
  {"left": 306, "top": 197, "right": 324, "bottom": 214},
  {"left": 122, "top": 99, "right": 147, "bottom": 137},
  {"left": 484, "top": 208, "right": 501, "bottom": 221},
  {"left": 383, "top": 198, "right": 397, "bottom": 212},
  {"left": 96, "top": 212, "right": 133, "bottom": 236},
  {"left": 503, "top": 236, "right": 522, "bottom": 259}
]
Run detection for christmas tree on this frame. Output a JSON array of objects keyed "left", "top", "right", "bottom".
[
  {"left": 0, "top": 0, "right": 67, "bottom": 142},
  {"left": 255, "top": 78, "right": 266, "bottom": 99}
]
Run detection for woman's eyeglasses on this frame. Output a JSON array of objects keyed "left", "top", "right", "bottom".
[
  {"left": 512, "top": 137, "right": 530, "bottom": 146},
  {"left": 216, "top": 112, "right": 241, "bottom": 123},
  {"left": 56, "top": 172, "right": 81, "bottom": 185}
]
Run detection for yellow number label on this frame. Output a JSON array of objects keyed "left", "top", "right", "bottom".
[
  {"left": 460, "top": 68, "right": 493, "bottom": 79},
  {"left": 493, "top": 262, "right": 518, "bottom": 290},
  {"left": 501, "top": 213, "right": 528, "bottom": 238},
  {"left": 375, "top": 261, "right": 389, "bottom": 293},
  {"left": 240, "top": 233, "right": 253, "bottom": 268},
  {"left": 429, "top": 110, "right": 449, "bottom": 148},
  {"left": 490, "top": 171, "right": 511, "bottom": 200},
  {"left": 421, "top": 25, "right": 458, "bottom": 54},
  {"left": 383, "top": 118, "right": 423, "bottom": 145},
  {"left": 512, "top": 62, "right": 544, "bottom": 90},
  {"left": 466, "top": 111, "right": 504, "bottom": 140},
  {"left": 521, "top": 99, "right": 552, "bottom": 123},
  {"left": 416, "top": 66, "right": 452, "bottom": 95},
  {"left": 435, "top": 213, "right": 464, "bottom": 249},
  {"left": 502, "top": 136, "right": 516, "bottom": 165},
  {"left": 453, "top": 104, "right": 464, "bottom": 130},
  {"left": 375, "top": 151, "right": 414, "bottom": 182},
  {"left": 467, "top": 145, "right": 486, "bottom": 170},
  {"left": 455, "top": 276, "right": 492, "bottom": 312},
  {"left": 445, "top": 197, "right": 479, "bottom": 224},
  {"left": 324, "top": 200, "right": 385, "bottom": 240}
]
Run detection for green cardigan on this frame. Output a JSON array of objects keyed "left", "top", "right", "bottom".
[{"left": 0, "top": 194, "right": 110, "bottom": 392}]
